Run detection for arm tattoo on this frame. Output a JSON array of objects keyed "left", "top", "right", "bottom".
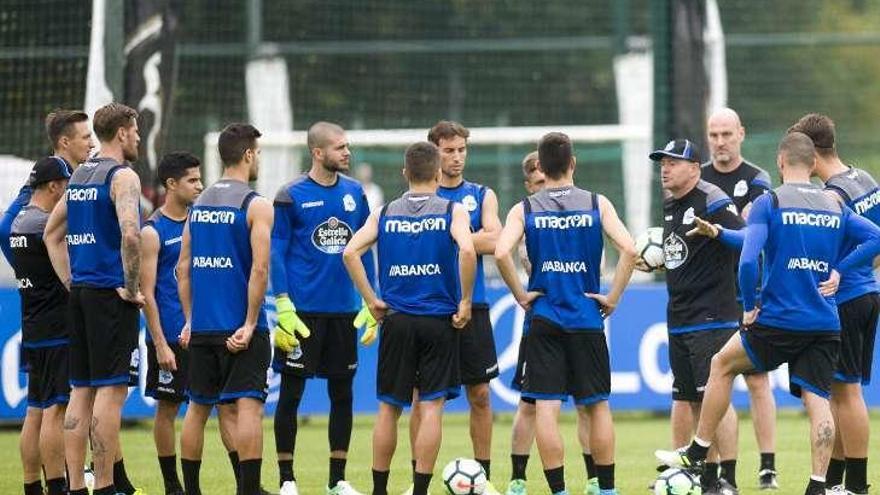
[
  {"left": 63, "top": 416, "right": 80, "bottom": 430},
  {"left": 116, "top": 179, "right": 142, "bottom": 295}
]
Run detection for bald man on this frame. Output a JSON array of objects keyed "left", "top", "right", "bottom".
[
  {"left": 701, "top": 108, "right": 778, "bottom": 490},
  {"left": 270, "top": 122, "right": 374, "bottom": 495}
]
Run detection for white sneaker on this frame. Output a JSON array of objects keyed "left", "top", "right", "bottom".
[
  {"left": 328, "top": 480, "right": 365, "bottom": 495},
  {"left": 401, "top": 485, "right": 413, "bottom": 495},
  {"left": 280, "top": 480, "right": 300, "bottom": 495}
]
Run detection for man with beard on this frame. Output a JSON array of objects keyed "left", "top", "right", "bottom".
[{"left": 270, "top": 122, "right": 374, "bottom": 495}]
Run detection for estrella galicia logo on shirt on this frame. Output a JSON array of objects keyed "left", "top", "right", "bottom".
[
  {"left": 342, "top": 194, "right": 357, "bottom": 212},
  {"left": 663, "top": 232, "right": 688, "bottom": 270},
  {"left": 462, "top": 194, "right": 478, "bottom": 212},
  {"left": 311, "top": 216, "right": 353, "bottom": 254}
]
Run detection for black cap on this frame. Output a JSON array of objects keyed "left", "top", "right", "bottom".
[
  {"left": 649, "top": 139, "right": 701, "bottom": 163},
  {"left": 29, "top": 156, "right": 72, "bottom": 186}
]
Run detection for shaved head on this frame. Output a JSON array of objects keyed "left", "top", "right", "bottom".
[
  {"left": 707, "top": 107, "right": 743, "bottom": 128},
  {"left": 707, "top": 107, "right": 746, "bottom": 168},
  {"left": 307, "top": 121, "right": 345, "bottom": 150}
]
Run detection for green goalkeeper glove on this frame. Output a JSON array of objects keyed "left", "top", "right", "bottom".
[
  {"left": 273, "top": 296, "right": 310, "bottom": 352},
  {"left": 353, "top": 300, "right": 378, "bottom": 345}
]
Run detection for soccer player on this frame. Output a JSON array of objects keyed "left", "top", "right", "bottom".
[
  {"left": 656, "top": 131, "right": 880, "bottom": 495},
  {"left": 44, "top": 102, "right": 144, "bottom": 495},
  {"left": 177, "top": 123, "right": 273, "bottom": 495},
  {"left": 642, "top": 139, "right": 742, "bottom": 494},
  {"left": 414, "top": 120, "right": 500, "bottom": 490},
  {"left": 495, "top": 132, "right": 637, "bottom": 495},
  {"left": 270, "top": 122, "right": 373, "bottom": 495},
  {"left": 506, "top": 151, "right": 598, "bottom": 495},
  {"left": 790, "top": 113, "right": 880, "bottom": 494},
  {"left": 342, "top": 141, "right": 476, "bottom": 495},
  {"left": 11, "top": 157, "right": 72, "bottom": 495},
  {"left": 701, "top": 108, "right": 778, "bottom": 490}
]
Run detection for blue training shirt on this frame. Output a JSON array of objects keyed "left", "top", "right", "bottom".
[
  {"left": 377, "top": 192, "right": 460, "bottom": 316},
  {"left": 189, "top": 179, "right": 269, "bottom": 334},
  {"left": 270, "top": 174, "right": 372, "bottom": 314},
  {"left": 524, "top": 186, "right": 604, "bottom": 331},
  {"left": 437, "top": 180, "right": 489, "bottom": 306},
  {"left": 143, "top": 209, "right": 186, "bottom": 343},
  {"left": 738, "top": 183, "right": 880, "bottom": 332}
]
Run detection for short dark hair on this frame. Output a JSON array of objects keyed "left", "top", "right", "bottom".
[
  {"left": 427, "top": 120, "right": 470, "bottom": 145},
  {"left": 158, "top": 152, "right": 201, "bottom": 188},
  {"left": 93, "top": 103, "right": 138, "bottom": 142},
  {"left": 521, "top": 151, "right": 539, "bottom": 178},
  {"left": 218, "top": 123, "right": 262, "bottom": 166},
  {"left": 537, "top": 132, "right": 573, "bottom": 179},
  {"left": 404, "top": 141, "right": 440, "bottom": 183},
  {"left": 778, "top": 131, "right": 816, "bottom": 168},
  {"left": 788, "top": 113, "right": 836, "bottom": 157},
  {"left": 45, "top": 109, "right": 88, "bottom": 147},
  {"left": 307, "top": 121, "right": 345, "bottom": 150}
]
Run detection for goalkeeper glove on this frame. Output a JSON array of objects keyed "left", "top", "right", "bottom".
[
  {"left": 353, "top": 300, "right": 378, "bottom": 345},
  {"left": 273, "top": 296, "right": 310, "bottom": 352}
]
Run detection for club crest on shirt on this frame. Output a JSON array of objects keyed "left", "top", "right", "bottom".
[
  {"left": 311, "top": 216, "right": 353, "bottom": 254},
  {"left": 343, "top": 194, "right": 357, "bottom": 212},
  {"left": 462, "top": 194, "right": 478, "bottom": 212},
  {"left": 663, "top": 232, "right": 688, "bottom": 270},
  {"left": 734, "top": 179, "right": 748, "bottom": 197},
  {"left": 682, "top": 207, "right": 695, "bottom": 225}
]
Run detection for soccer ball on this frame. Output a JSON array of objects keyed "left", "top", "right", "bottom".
[
  {"left": 442, "top": 458, "right": 487, "bottom": 495},
  {"left": 635, "top": 227, "right": 665, "bottom": 271},
  {"left": 654, "top": 467, "right": 700, "bottom": 495}
]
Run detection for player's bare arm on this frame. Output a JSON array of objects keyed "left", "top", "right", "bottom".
[
  {"left": 472, "top": 188, "right": 502, "bottom": 255},
  {"left": 43, "top": 196, "right": 70, "bottom": 289},
  {"left": 450, "top": 203, "right": 476, "bottom": 329},
  {"left": 111, "top": 167, "right": 144, "bottom": 305},
  {"left": 140, "top": 225, "right": 176, "bottom": 371},
  {"left": 228, "top": 196, "right": 273, "bottom": 352},
  {"left": 176, "top": 223, "right": 192, "bottom": 348},
  {"left": 343, "top": 209, "right": 386, "bottom": 321},
  {"left": 588, "top": 194, "right": 637, "bottom": 317},
  {"left": 494, "top": 203, "right": 541, "bottom": 310}
]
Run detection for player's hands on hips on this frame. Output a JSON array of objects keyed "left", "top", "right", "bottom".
[
  {"left": 515, "top": 291, "right": 543, "bottom": 311},
  {"left": 179, "top": 322, "right": 191, "bottom": 350},
  {"left": 367, "top": 298, "right": 389, "bottom": 324},
  {"left": 156, "top": 341, "right": 177, "bottom": 371},
  {"left": 742, "top": 308, "right": 760, "bottom": 326},
  {"left": 273, "top": 296, "right": 311, "bottom": 353},
  {"left": 354, "top": 300, "right": 380, "bottom": 346},
  {"left": 585, "top": 292, "right": 617, "bottom": 318},
  {"left": 685, "top": 217, "right": 720, "bottom": 239},
  {"left": 819, "top": 269, "right": 840, "bottom": 297},
  {"left": 227, "top": 323, "right": 255, "bottom": 353},
  {"left": 116, "top": 287, "right": 145, "bottom": 307},
  {"left": 452, "top": 300, "right": 472, "bottom": 329}
]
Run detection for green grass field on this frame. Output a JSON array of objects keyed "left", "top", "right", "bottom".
[{"left": 1, "top": 410, "right": 878, "bottom": 494}]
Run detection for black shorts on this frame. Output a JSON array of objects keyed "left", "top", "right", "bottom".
[
  {"left": 68, "top": 287, "right": 140, "bottom": 387},
  {"left": 669, "top": 328, "right": 737, "bottom": 402},
  {"left": 24, "top": 344, "right": 70, "bottom": 409},
  {"left": 521, "top": 317, "right": 610, "bottom": 405},
  {"left": 377, "top": 312, "right": 461, "bottom": 408},
  {"left": 146, "top": 342, "right": 189, "bottom": 403},
  {"left": 835, "top": 292, "right": 880, "bottom": 385},
  {"left": 741, "top": 324, "right": 839, "bottom": 399},
  {"left": 271, "top": 314, "right": 358, "bottom": 378},
  {"left": 187, "top": 331, "right": 271, "bottom": 405},
  {"left": 511, "top": 334, "right": 527, "bottom": 391},
  {"left": 459, "top": 306, "right": 499, "bottom": 385}
]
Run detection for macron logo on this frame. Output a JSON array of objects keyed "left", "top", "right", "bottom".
[
  {"left": 534, "top": 214, "right": 593, "bottom": 229},
  {"left": 190, "top": 210, "right": 235, "bottom": 224},
  {"left": 385, "top": 217, "right": 446, "bottom": 234},
  {"left": 781, "top": 211, "right": 840, "bottom": 229},
  {"left": 67, "top": 188, "right": 98, "bottom": 202},
  {"left": 854, "top": 190, "right": 880, "bottom": 215},
  {"left": 9, "top": 236, "right": 27, "bottom": 248}
]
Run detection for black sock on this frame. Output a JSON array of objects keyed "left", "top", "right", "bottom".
[
  {"left": 760, "top": 452, "right": 776, "bottom": 471},
  {"left": 240, "top": 459, "right": 262, "bottom": 495},
  {"left": 411, "top": 459, "right": 417, "bottom": 476},
  {"left": 23, "top": 481, "right": 42, "bottom": 495},
  {"left": 583, "top": 453, "right": 596, "bottom": 479},
  {"left": 181, "top": 458, "right": 202, "bottom": 495},
  {"left": 596, "top": 464, "right": 614, "bottom": 490},
  {"left": 720, "top": 459, "right": 737, "bottom": 487},
  {"left": 69, "top": 489, "right": 90, "bottom": 495},
  {"left": 511, "top": 454, "right": 529, "bottom": 480},
  {"left": 806, "top": 477, "right": 825, "bottom": 495},
  {"left": 826, "top": 457, "right": 845, "bottom": 487},
  {"left": 845, "top": 457, "right": 868, "bottom": 492},
  {"left": 543, "top": 466, "right": 565, "bottom": 494},
  {"left": 329, "top": 457, "right": 347, "bottom": 488},
  {"left": 229, "top": 450, "right": 242, "bottom": 490},
  {"left": 476, "top": 458, "right": 491, "bottom": 480},
  {"left": 703, "top": 462, "right": 719, "bottom": 490},
  {"left": 159, "top": 454, "right": 183, "bottom": 491},
  {"left": 278, "top": 459, "right": 295, "bottom": 484},
  {"left": 46, "top": 477, "right": 66, "bottom": 495},
  {"left": 114, "top": 459, "right": 136, "bottom": 494},
  {"left": 686, "top": 440, "right": 710, "bottom": 463},
  {"left": 413, "top": 471, "right": 433, "bottom": 495},
  {"left": 94, "top": 485, "right": 117, "bottom": 495},
  {"left": 372, "top": 469, "right": 390, "bottom": 495}
]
